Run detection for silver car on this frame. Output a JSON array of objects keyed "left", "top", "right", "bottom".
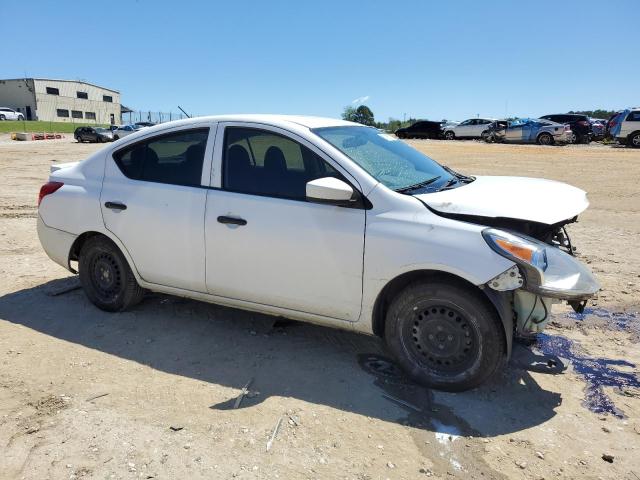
[
  {"left": 0, "top": 107, "right": 25, "bottom": 121},
  {"left": 485, "top": 118, "right": 572, "bottom": 145}
]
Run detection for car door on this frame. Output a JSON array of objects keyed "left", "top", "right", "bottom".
[
  {"left": 504, "top": 122, "right": 524, "bottom": 142},
  {"left": 100, "top": 125, "right": 214, "bottom": 292},
  {"left": 84, "top": 128, "right": 95, "bottom": 142},
  {"left": 455, "top": 119, "right": 472, "bottom": 136},
  {"left": 204, "top": 123, "right": 366, "bottom": 321},
  {"left": 622, "top": 110, "right": 640, "bottom": 137}
]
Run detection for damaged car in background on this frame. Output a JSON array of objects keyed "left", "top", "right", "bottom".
[
  {"left": 37, "top": 115, "right": 599, "bottom": 392},
  {"left": 484, "top": 118, "right": 572, "bottom": 145}
]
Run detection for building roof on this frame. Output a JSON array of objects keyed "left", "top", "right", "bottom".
[{"left": 0, "top": 78, "right": 119, "bottom": 94}]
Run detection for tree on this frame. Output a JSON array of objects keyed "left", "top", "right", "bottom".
[{"left": 342, "top": 105, "right": 375, "bottom": 126}]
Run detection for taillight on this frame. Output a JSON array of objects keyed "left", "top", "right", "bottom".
[{"left": 38, "top": 181, "right": 64, "bottom": 207}]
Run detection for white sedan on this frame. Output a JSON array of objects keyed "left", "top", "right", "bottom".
[
  {"left": 37, "top": 114, "right": 599, "bottom": 391},
  {"left": 0, "top": 107, "right": 25, "bottom": 121},
  {"left": 443, "top": 118, "right": 495, "bottom": 140},
  {"left": 112, "top": 124, "right": 144, "bottom": 140}
]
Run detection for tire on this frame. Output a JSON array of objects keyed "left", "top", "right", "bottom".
[
  {"left": 113, "top": 135, "right": 119, "bottom": 140},
  {"left": 537, "top": 133, "right": 553, "bottom": 145},
  {"left": 0, "top": 115, "right": 5, "bottom": 121},
  {"left": 17, "top": 115, "right": 24, "bottom": 121},
  {"left": 79, "top": 236, "right": 145, "bottom": 312},
  {"left": 384, "top": 280, "right": 505, "bottom": 391},
  {"left": 444, "top": 131, "right": 455, "bottom": 140},
  {"left": 569, "top": 132, "right": 577, "bottom": 144},
  {"left": 480, "top": 130, "right": 489, "bottom": 141},
  {"left": 76, "top": 136, "right": 82, "bottom": 143},
  {"left": 629, "top": 132, "right": 640, "bottom": 148}
]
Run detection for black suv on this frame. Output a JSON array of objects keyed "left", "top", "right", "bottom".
[
  {"left": 539, "top": 114, "right": 592, "bottom": 144},
  {"left": 395, "top": 120, "right": 443, "bottom": 139}
]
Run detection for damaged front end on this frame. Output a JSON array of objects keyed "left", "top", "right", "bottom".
[{"left": 482, "top": 227, "right": 599, "bottom": 336}]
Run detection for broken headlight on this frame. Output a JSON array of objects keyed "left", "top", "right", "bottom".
[{"left": 482, "top": 228, "right": 599, "bottom": 300}]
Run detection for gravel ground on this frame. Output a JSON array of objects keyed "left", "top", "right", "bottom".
[{"left": 0, "top": 136, "right": 639, "bottom": 479}]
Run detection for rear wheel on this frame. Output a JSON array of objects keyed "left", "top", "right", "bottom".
[
  {"left": 629, "top": 132, "right": 640, "bottom": 148},
  {"left": 384, "top": 280, "right": 505, "bottom": 391},
  {"left": 0, "top": 115, "right": 5, "bottom": 121},
  {"left": 444, "top": 131, "right": 455, "bottom": 140},
  {"left": 480, "top": 130, "right": 489, "bottom": 141},
  {"left": 537, "top": 133, "right": 553, "bottom": 145},
  {"left": 79, "top": 236, "right": 145, "bottom": 312},
  {"left": 113, "top": 135, "right": 119, "bottom": 140}
]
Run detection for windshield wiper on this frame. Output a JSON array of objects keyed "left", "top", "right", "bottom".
[{"left": 395, "top": 176, "right": 441, "bottom": 193}]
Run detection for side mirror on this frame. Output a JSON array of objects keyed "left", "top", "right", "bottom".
[{"left": 306, "top": 177, "right": 355, "bottom": 206}]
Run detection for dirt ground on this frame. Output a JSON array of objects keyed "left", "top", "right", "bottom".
[{"left": 0, "top": 135, "right": 639, "bottom": 480}]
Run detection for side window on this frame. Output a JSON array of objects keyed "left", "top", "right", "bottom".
[
  {"left": 627, "top": 111, "right": 640, "bottom": 121},
  {"left": 113, "top": 128, "right": 209, "bottom": 186},
  {"left": 223, "top": 127, "right": 340, "bottom": 200}
]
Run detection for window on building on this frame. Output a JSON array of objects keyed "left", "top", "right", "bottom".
[
  {"left": 223, "top": 127, "right": 341, "bottom": 200},
  {"left": 103, "top": 95, "right": 113, "bottom": 102},
  {"left": 85, "top": 112, "right": 96, "bottom": 120},
  {"left": 56, "top": 109, "right": 69, "bottom": 118},
  {"left": 46, "top": 87, "right": 60, "bottom": 95},
  {"left": 113, "top": 128, "right": 209, "bottom": 186},
  {"left": 71, "top": 110, "right": 83, "bottom": 119},
  {"left": 77, "top": 91, "right": 88, "bottom": 99}
]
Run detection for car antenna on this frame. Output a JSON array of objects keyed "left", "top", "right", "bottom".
[{"left": 177, "top": 106, "right": 191, "bottom": 118}]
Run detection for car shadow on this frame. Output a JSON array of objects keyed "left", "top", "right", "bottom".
[{"left": 0, "top": 278, "right": 563, "bottom": 438}]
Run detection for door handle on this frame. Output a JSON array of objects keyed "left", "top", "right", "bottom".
[
  {"left": 105, "top": 201, "right": 127, "bottom": 211},
  {"left": 217, "top": 215, "right": 247, "bottom": 226}
]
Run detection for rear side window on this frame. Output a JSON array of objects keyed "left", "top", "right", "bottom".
[
  {"left": 223, "top": 127, "right": 340, "bottom": 200},
  {"left": 113, "top": 128, "right": 209, "bottom": 186},
  {"left": 627, "top": 111, "right": 640, "bottom": 121}
]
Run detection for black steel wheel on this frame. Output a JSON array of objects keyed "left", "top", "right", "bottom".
[
  {"left": 384, "top": 279, "right": 505, "bottom": 391},
  {"left": 79, "top": 236, "right": 144, "bottom": 312}
]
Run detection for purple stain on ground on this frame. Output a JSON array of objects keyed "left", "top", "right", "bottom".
[
  {"left": 565, "top": 307, "right": 638, "bottom": 332},
  {"left": 535, "top": 333, "right": 639, "bottom": 418}
]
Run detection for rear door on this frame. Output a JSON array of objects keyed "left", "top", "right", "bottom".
[
  {"left": 621, "top": 110, "right": 640, "bottom": 137},
  {"left": 204, "top": 123, "right": 366, "bottom": 321},
  {"left": 100, "top": 124, "right": 214, "bottom": 292}
]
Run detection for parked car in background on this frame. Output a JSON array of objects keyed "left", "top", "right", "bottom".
[
  {"left": 539, "top": 114, "right": 592, "bottom": 144},
  {"left": 135, "top": 121, "right": 156, "bottom": 128},
  {"left": 113, "top": 124, "right": 144, "bottom": 140},
  {"left": 609, "top": 108, "right": 640, "bottom": 148},
  {"left": 37, "top": 114, "right": 599, "bottom": 391},
  {"left": 590, "top": 119, "right": 606, "bottom": 141},
  {"left": 443, "top": 118, "right": 494, "bottom": 140},
  {"left": 395, "top": 120, "right": 443, "bottom": 139},
  {"left": 0, "top": 107, "right": 25, "bottom": 121},
  {"left": 75, "top": 127, "right": 114, "bottom": 143},
  {"left": 485, "top": 118, "right": 571, "bottom": 145}
]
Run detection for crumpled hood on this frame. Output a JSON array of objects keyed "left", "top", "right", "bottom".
[{"left": 416, "top": 175, "right": 589, "bottom": 225}]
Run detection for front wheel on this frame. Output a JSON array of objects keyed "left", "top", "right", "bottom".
[
  {"left": 628, "top": 132, "right": 640, "bottom": 148},
  {"left": 384, "top": 280, "right": 505, "bottom": 391},
  {"left": 444, "top": 131, "right": 455, "bottom": 140},
  {"left": 79, "top": 236, "right": 145, "bottom": 312}
]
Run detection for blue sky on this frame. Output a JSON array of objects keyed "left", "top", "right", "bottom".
[{"left": 1, "top": 0, "right": 636, "bottom": 122}]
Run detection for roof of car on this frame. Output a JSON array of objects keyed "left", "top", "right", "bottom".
[{"left": 140, "top": 114, "right": 357, "bottom": 131}]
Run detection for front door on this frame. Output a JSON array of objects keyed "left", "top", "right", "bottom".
[
  {"left": 100, "top": 126, "right": 213, "bottom": 292},
  {"left": 204, "top": 123, "right": 366, "bottom": 321}
]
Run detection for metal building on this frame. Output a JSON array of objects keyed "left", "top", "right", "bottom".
[{"left": 0, "top": 78, "right": 121, "bottom": 124}]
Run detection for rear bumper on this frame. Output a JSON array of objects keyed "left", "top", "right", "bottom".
[{"left": 37, "top": 215, "right": 77, "bottom": 271}]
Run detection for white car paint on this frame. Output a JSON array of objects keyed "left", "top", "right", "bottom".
[
  {"left": 0, "top": 107, "right": 24, "bottom": 120},
  {"left": 444, "top": 118, "right": 494, "bottom": 139},
  {"left": 112, "top": 124, "right": 143, "bottom": 139},
  {"left": 416, "top": 176, "right": 589, "bottom": 225},
  {"left": 37, "top": 114, "right": 598, "bottom": 342}
]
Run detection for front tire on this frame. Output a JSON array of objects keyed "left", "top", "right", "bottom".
[
  {"left": 629, "top": 132, "right": 640, "bottom": 148},
  {"left": 384, "top": 280, "right": 505, "bottom": 391},
  {"left": 444, "top": 131, "right": 455, "bottom": 140},
  {"left": 79, "top": 236, "right": 145, "bottom": 312}
]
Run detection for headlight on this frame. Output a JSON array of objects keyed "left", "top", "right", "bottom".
[{"left": 482, "top": 228, "right": 599, "bottom": 300}]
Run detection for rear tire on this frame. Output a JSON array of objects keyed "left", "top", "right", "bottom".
[
  {"left": 0, "top": 115, "right": 5, "bottom": 121},
  {"left": 537, "top": 133, "right": 553, "bottom": 145},
  {"left": 79, "top": 236, "right": 145, "bottom": 312},
  {"left": 384, "top": 280, "right": 505, "bottom": 391}
]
